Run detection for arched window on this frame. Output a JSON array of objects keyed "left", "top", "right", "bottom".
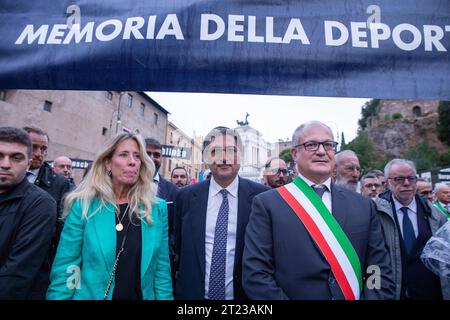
[{"left": 412, "top": 105, "right": 422, "bottom": 117}]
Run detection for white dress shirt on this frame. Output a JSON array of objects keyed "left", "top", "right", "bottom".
[
  {"left": 204, "top": 175, "right": 239, "bottom": 300},
  {"left": 392, "top": 197, "right": 419, "bottom": 238},
  {"left": 26, "top": 168, "right": 40, "bottom": 184},
  {"left": 297, "top": 172, "right": 332, "bottom": 213}
]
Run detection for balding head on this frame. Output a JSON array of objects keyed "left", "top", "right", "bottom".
[{"left": 53, "top": 156, "right": 73, "bottom": 179}]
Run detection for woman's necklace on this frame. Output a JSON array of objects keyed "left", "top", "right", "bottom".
[{"left": 115, "top": 203, "right": 130, "bottom": 232}]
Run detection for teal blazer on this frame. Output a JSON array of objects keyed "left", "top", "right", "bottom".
[{"left": 47, "top": 197, "right": 173, "bottom": 300}]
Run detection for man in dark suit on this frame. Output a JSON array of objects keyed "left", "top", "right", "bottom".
[
  {"left": 145, "top": 137, "right": 178, "bottom": 288},
  {"left": 174, "top": 126, "right": 269, "bottom": 300},
  {"left": 243, "top": 121, "right": 394, "bottom": 300},
  {"left": 374, "top": 159, "right": 449, "bottom": 299},
  {"left": 22, "top": 126, "right": 73, "bottom": 262}
]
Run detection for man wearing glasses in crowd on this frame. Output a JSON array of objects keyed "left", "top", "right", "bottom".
[
  {"left": 334, "top": 150, "right": 361, "bottom": 192},
  {"left": 262, "top": 157, "right": 289, "bottom": 188},
  {"left": 243, "top": 120, "right": 394, "bottom": 300},
  {"left": 360, "top": 173, "right": 384, "bottom": 200},
  {"left": 374, "top": 159, "right": 449, "bottom": 300}
]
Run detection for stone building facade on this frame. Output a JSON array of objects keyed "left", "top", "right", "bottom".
[
  {"left": 234, "top": 125, "right": 271, "bottom": 182},
  {"left": 366, "top": 99, "right": 445, "bottom": 158},
  {"left": 163, "top": 121, "right": 203, "bottom": 183},
  {"left": 0, "top": 90, "right": 169, "bottom": 183}
]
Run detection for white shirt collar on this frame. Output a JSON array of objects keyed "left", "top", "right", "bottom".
[
  {"left": 153, "top": 172, "right": 160, "bottom": 183},
  {"left": 297, "top": 172, "right": 332, "bottom": 191},
  {"left": 209, "top": 175, "right": 239, "bottom": 198},
  {"left": 27, "top": 168, "right": 39, "bottom": 176},
  {"left": 393, "top": 196, "right": 417, "bottom": 213}
]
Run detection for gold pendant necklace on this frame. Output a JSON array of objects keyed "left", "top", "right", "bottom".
[{"left": 115, "top": 203, "right": 129, "bottom": 232}]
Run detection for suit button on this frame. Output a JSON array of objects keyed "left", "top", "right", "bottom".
[{"left": 328, "top": 277, "right": 336, "bottom": 285}]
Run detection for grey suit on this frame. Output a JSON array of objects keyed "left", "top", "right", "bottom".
[{"left": 242, "top": 182, "right": 395, "bottom": 300}]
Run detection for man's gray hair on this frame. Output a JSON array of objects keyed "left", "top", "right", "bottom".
[
  {"left": 383, "top": 158, "right": 417, "bottom": 178},
  {"left": 291, "top": 121, "right": 334, "bottom": 147},
  {"left": 335, "top": 150, "right": 359, "bottom": 166},
  {"left": 360, "top": 173, "right": 378, "bottom": 183},
  {"left": 434, "top": 182, "right": 450, "bottom": 193}
]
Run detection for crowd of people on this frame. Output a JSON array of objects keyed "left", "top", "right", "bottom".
[{"left": 0, "top": 121, "right": 449, "bottom": 300}]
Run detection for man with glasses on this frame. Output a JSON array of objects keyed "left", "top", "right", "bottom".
[
  {"left": 174, "top": 126, "right": 268, "bottom": 300},
  {"left": 262, "top": 157, "right": 289, "bottom": 188},
  {"left": 360, "top": 173, "right": 383, "bottom": 199},
  {"left": 243, "top": 121, "right": 394, "bottom": 300},
  {"left": 374, "top": 159, "right": 449, "bottom": 299},
  {"left": 335, "top": 150, "right": 361, "bottom": 192}
]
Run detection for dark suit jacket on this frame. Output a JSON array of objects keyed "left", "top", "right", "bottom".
[
  {"left": 157, "top": 177, "right": 178, "bottom": 287},
  {"left": 242, "top": 182, "right": 395, "bottom": 300},
  {"left": 174, "top": 177, "right": 269, "bottom": 300}
]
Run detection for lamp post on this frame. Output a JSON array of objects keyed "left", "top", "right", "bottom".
[{"left": 115, "top": 91, "right": 125, "bottom": 134}]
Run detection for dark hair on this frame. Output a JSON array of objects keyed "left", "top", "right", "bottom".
[
  {"left": 23, "top": 126, "right": 50, "bottom": 142},
  {"left": 360, "top": 173, "right": 378, "bottom": 183},
  {"left": 202, "top": 126, "right": 243, "bottom": 152},
  {"left": 171, "top": 166, "right": 187, "bottom": 177},
  {"left": 144, "top": 137, "right": 162, "bottom": 150},
  {"left": 366, "top": 169, "right": 384, "bottom": 178},
  {"left": 0, "top": 126, "right": 33, "bottom": 157}
]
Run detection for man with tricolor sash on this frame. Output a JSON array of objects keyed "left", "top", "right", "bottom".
[
  {"left": 243, "top": 121, "right": 395, "bottom": 300},
  {"left": 433, "top": 182, "right": 450, "bottom": 219}
]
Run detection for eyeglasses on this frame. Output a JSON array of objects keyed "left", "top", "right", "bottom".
[
  {"left": 266, "top": 168, "right": 288, "bottom": 176},
  {"left": 210, "top": 146, "right": 238, "bottom": 156},
  {"left": 388, "top": 176, "right": 418, "bottom": 184},
  {"left": 294, "top": 141, "right": 338, "bottom": 152}
]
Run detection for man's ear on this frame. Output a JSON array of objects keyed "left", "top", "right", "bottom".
[{"left": 291, "top": 148, "right": 297, "bottom": 159}]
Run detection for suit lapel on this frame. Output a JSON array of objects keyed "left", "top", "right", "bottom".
[
  {"left": 92, "top": 200, "right": 117, "bottom": 273},
  {"left": 234, "top": 178, "right": 251, "bottom": 272},
  {"left": 330, "top": 183, "right": 348, "bottom": 231},
  {"left": 141, "top": 209, "right": 156, "bottom": 279},
  {"left": 190, "top": 181, "right": 210, "bottom": 276}
]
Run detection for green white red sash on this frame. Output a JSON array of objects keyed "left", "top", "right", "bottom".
[
  {"left": 277, "top": 176, "right": 363, "bottom": 300},
  {"left": 433, "top": 201, "right": 450, "bottom": 219}
]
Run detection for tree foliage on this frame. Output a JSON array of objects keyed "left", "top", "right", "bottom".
[
  {"left": 341, "top": 130, "right": 386, "bottom": 173},
  {"left": 358, "top": 99, "right": 380, "bottom": 132},
  {"left": 279, "top": 148, "right": 293, "bottom": 164}
]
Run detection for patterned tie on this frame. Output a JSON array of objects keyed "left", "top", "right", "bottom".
[
  {"left": 312, "top": 184, "right": 327, "bottom": 199},
  {"left": 401, "top": 207, "right": 416, "bottom": 255},
  {"left": 208, "top": 189, "right": 229, "bottom": 300}
]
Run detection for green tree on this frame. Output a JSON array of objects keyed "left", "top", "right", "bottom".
[
  {"left": 438, "top": 100, "right": 450, "bottom": 145},
  {"left": 402, "top": 141, "right": 450, "bottom": 172},
  {"left": 279, "top": 148, "right": 293, "bottom": 164},
  {"left": 342, "top": 130, "right": 386, "bottom": 173},
  {"left": 358, "top": 99, "right": 380, "bottom": 132}
]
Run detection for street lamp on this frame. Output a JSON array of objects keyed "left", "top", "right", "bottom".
[{"left": 115, "top": 91, "right": 125, "bottom": 134}]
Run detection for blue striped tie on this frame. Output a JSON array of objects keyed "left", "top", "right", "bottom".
[
  {"left": 401, "top": 207, "right": 416, "bottom": 255},
  {"left": 208, "top": 189, "right": 229, "bottom": 300}
]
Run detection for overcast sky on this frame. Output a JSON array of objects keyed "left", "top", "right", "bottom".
[{"left": 148, "top": 92, "right": 370, "bottom": 145}]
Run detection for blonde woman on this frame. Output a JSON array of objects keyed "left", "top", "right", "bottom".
[{"left": 47, "top": 133, "right": 173, "bottom": 300}]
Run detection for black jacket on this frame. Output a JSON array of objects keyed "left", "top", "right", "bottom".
[
  {"left": 0, "top": 177, "right": 57, "bottom": 299},
  {"left": 34, "top": 162, "right": 73, "bottom": 218}
]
